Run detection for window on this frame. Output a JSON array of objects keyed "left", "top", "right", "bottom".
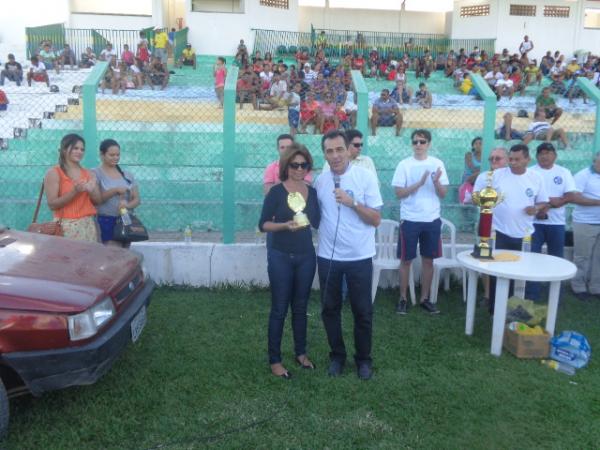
[
  {"left": 460, "top": 4, "right": 490, "bottom": 17},
  {"left": 509, "top": 4, "right": 536, "bottom": 16},
  {"left": 260, "top": 0, "right": 288, "bottom": 8},
  {"left": 584, "top": 8, "right": 600, "bottom": 29},
  {"left": 544, "top": 6, "right": 569, "bottom": 18},
  {"left": 191, "top": 0, "right": 244, "bottom": 13}
]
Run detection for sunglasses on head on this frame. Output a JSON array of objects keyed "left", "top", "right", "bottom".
[
  {"left": 412, "top": 139, "right": 428, "bottom": 145},
  {"left": 289, "top": 162, "right": 309, "bottom": 170}
]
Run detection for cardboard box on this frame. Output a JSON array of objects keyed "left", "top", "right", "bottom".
[{"left": 503, "top": 327, "right": 550, "bottom": 358}]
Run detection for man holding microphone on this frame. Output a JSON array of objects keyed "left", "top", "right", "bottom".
[{"left": 315, "top": 130, "right": 382, "bottom": 380}]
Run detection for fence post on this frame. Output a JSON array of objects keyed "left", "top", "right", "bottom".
[
  {"left": 82, "top": 62, "right": 108, "bottom": 167},
  {"left": 351, "top": 70, "right": 369, "bottom": 153},
  {"left": 222, "top": 65, "right": 239, "bottom": 244},
  {"left": 471, "top": 74, "right": 497, "bottom": 171},
  {"left": 576, "top": 77, "right": 600, "bottom": 156}
]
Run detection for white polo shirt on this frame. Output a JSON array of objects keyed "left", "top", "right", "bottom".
[
  {"left": 474, "top": 167, "right": 549, "bottom": 238},
  {"left": 391, "top": 155, "right": 449, "bottom": 223},
  {"left": 530, "top": 163, "right": 577, "bottom": 225},
  {"left": 315, "top": 165, "right": 383, "bottom": 261},
  {"left": 572, "top": 167, "right": 600, "bottom": 224}
]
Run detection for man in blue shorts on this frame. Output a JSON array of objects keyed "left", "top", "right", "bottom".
[
  {"left": 392, "top": 129, "right": 449, "bottom": 315},
  {"left": 371, "top": 89, "right": 403, "bottom": 136}
]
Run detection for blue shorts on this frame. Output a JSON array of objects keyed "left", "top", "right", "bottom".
[
  {"left": 97, "top": 215, "right": 117, "bottom": 242},
  {"left": 397, "top": 219, "right": 442, "bottom": 261},
  {"left": 378, "top": 115, "right": 397, "bottom": 127},
  {"left": 288, "top": 109, "right": 299, "bottom": 128}
]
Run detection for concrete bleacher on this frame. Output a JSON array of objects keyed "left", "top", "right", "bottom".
[{"left": 0, "top": 54, "right": 597, "bottom": 238}]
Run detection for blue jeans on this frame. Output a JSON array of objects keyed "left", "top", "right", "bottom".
[
  {"left": 318, "top": 257, "right": 373, "bottom": 366},
  {"left": 267, "top": 248, "right": 316, "bottom": 364},
  {"left": 489, "top": 231, "right": 523, "bottom": 314},
  {"left": 525, "top": 223, "right": 565, "bottom": 301}
]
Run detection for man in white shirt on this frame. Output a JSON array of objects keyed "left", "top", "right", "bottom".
[
  {"left": 99, "top": 43, "right": 117, "bottom": 62},
  {"left": 525, "top": 143, "right": 577, "bottom": 301},
  {"left": 392, "top": 129, "right": 449, "bottom": 315},
  {"left": 570, "top": 152, "right": 600, "bottom": 299},
  {"left": 519, "top": 35, "right": 534, "bottom": 58},
  {"left": 474, "top": 144, "right": 549, "bottom": 313},
  {"left": 302, "top": 63, "right": 317, "bottom": 86},
  {"left": 315, "top": 130, "right": 382, "bottom": 380},
  {"left": 322, "top": 129, "right": 378, "bottom": 181}
]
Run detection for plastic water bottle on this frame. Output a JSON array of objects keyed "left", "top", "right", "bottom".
[
  {"left": 120, "top": 208, "right": 132, "bottom": 226},
  {"left": 183, "top": 225, "right": 192, "bottom": 244},
  {"left": 541, "top": 359, "right": 576, "bottom": 376},
  {"left": 522, "top": 235, "right": 531, "bottom": 252},
  {"left": 489, "top": 231, "right": 496, "bottom": 253}
]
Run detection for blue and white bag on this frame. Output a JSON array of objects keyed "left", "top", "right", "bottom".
[{"left": 550, "top": 331, "right": 591, "bottom": 369}]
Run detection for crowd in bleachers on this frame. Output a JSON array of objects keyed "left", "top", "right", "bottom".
[{"left": 233, "top": 34, "right": 600, "bottom": 140}]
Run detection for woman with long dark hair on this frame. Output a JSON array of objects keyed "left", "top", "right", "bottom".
[
  {"left": 93, "top": 139, "right": 141, "bottom": 247},
  {"left": 44, "top": 133, "right": 101, "bottom": 242}
]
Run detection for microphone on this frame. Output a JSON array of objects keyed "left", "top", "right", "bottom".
[{"left": 333, "top": 174, "right": 340, "bottom": 189}]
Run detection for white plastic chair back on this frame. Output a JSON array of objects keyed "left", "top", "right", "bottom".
[{"left": 375, "top": 219, "right": 399, "bottom": 261}]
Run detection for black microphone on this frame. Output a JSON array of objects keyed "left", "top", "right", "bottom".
[{"left": 333, "top": 174, "right": 340, "bottom": 189}]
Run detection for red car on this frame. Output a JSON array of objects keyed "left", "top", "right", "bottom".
[{"left": 0, "top": 227, "right": 154, "bottom": 439}]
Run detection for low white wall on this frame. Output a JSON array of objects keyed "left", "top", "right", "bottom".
[
  {"left": 132, "top": 242, "right": 574, "bottom": 289},
  {"left": 69, "top": 13, "right": 153, "bottom": 30}
]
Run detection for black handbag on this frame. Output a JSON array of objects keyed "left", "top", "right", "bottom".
[{"left": 113, "top": 213, "right": 149, "bottom": 242}]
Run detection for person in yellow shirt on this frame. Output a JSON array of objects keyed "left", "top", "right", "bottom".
[
  {"left": 153, "top": 27, "right": 169, "bottom": 64},
  {"left": 565, "top": 57, "right": 581, "bottom": 79},
  {"left": 459, "top": 73, "right": 475, "bottom": 95},
  {"left": 176, "top": 44, "right": 196, "bottom": 70},
  {"left": 524, "top": 60, "right": 542, "bottom": 86}
]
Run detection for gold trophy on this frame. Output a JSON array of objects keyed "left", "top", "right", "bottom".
[
  {"left": 287, "top": 192, "right": 310, "bottom": 228},
  {"left": 471, "top": 170, "right": 502, "bottom": 259}
]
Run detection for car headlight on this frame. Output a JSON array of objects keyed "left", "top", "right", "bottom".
[{"left": 68, "top": 297, "right": 115, "bottom": 341}]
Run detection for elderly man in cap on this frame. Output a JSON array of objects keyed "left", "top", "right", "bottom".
[{"left": 176, "top": 43, "right": 197, "bottom": 70}]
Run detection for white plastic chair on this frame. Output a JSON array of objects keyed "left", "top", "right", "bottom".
[
  {"left": 372, "top": 219, "right": 415, "bottom": 304},
  {"left": 430, "top": 218, "right": 466, "bottom": 304}
]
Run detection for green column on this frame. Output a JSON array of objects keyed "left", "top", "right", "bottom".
[
  {"left": 576, "top": 77, "right": 600, "bottom": 156},
  {"left": 471, "top": 74, "right": 497, "bottom": 171},
  {"left": 82, "top": 62, "right": 108, "bottom": 167},
  {"left": 351, "top": 70, "right": 369, "bottom": 154},
  {"left": 222, "top": 65, "right": 239, "bottom": 244}
]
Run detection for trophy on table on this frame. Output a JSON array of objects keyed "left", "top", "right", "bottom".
[
  {"left": 287, "top": 192, "right": 310, "bottom": 228},
  {"left": 471, "top": 170, "right": 502, "bottom": 259}
]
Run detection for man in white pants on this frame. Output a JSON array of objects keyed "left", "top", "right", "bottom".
[{"left": 570, "top": 152, "right": 600, "bottom": 300}]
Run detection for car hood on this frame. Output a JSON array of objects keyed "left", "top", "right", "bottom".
[{"left": 0, "top": 229, "right": 140, "bottom": 313}]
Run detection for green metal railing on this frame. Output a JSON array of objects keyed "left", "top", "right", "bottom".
[
  {"left": 223, "top": 66, "right": 239, "bottom": 244},
  {"left": 471, "top": 74, "right": 497, "bottom": 170},
  {"left": 351, "top": 69, "right": 369, "bottom": 151},
  {"left": 252, "top": 27, "right": 495, "bottom": 60},
  {"left": 576, "top": 77, "right": 600, "bottom": 155}
]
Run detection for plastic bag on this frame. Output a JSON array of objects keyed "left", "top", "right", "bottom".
[
  {"left": 506, "top": 297, "right": 547, "bottom": 326},
  {"left": 550, "top": 331, "right": 591, "bottom": 369}
]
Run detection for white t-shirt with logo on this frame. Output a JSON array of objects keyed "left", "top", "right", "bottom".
[
  {"left": 474, "top": 167, "right": 549, "bottom": 238},
  {"left": 391, "top": 156, "right": 449, "bottom": 223},
  {"left": 315, "top": 165, "right": 383, "bottom": 261},
  {"left": 530, "top": 163, "right": 577, "bottom": 225},
  {"left": 572, "top": 167, "right": 600, "bottom": 224}
]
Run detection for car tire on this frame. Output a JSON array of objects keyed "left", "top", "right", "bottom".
[{"left": 0, "top": 379, "right": 8, "bottom": 440}]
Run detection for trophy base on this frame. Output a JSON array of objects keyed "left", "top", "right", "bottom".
[{"left": 471, "top": 244, "right": 494, "bottom": 260}]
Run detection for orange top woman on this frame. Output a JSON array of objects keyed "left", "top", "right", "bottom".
[{"left": 44, "top": 133, "right": 102, "bottom": 242}]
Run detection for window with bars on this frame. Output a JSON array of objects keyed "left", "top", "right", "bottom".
[
  {"left": 460, "top": 4, "right": 490, "bottom": 17},
  {"left": 544, "top": 6, "right": 570, "bottom": 18},
  {"left": 509, "top": 4, "right": 536, "bottom": 16},
  {"left": 191, "top": 0, "right": 244, "bottom": 13},
  {"left": 260, "top": 0, "right": 289, "bottom": 8}
]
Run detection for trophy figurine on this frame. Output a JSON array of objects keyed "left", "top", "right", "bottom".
[
  {"left": 471, "top": 170, "right": 502, "bottom": 259},
  {"left": 287, "top": 192, "right": 310, "bottom": 228}
]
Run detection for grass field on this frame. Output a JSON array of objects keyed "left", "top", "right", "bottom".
[{"left": 7, "top": 286, "right": 600, "bottom": 449}]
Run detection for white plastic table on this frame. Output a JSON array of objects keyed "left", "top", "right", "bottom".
[{"left": 457, "top": 250, "right": 577, "bottom": 356}]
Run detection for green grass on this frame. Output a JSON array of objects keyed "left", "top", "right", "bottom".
[{"left": 7, "top": 286, "right": 600, "bottom": 449}]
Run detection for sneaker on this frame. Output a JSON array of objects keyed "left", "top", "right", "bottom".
[
  {"left": 420, "top": 299, "right": 440, "bottom": 315},
  {"left": 396, "top": 299, "right": 408, "bottom": 315},
  {"left": 328, "top": 360, "right": 344, "bottom": 377},
  {"left": 357, "top": 363, "right": 373, "bottom": 381}
]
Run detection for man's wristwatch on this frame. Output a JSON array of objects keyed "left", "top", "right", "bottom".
[{"left": 352, "top": 199, "right": 358, "bottom": 210}]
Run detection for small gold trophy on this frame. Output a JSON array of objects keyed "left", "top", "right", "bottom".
[
  {"left": 471, "top": 170, "right": 502, "bottom": 259},
  {"left": 287, "top": 192, "right": 310, "bottom": 228}
]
